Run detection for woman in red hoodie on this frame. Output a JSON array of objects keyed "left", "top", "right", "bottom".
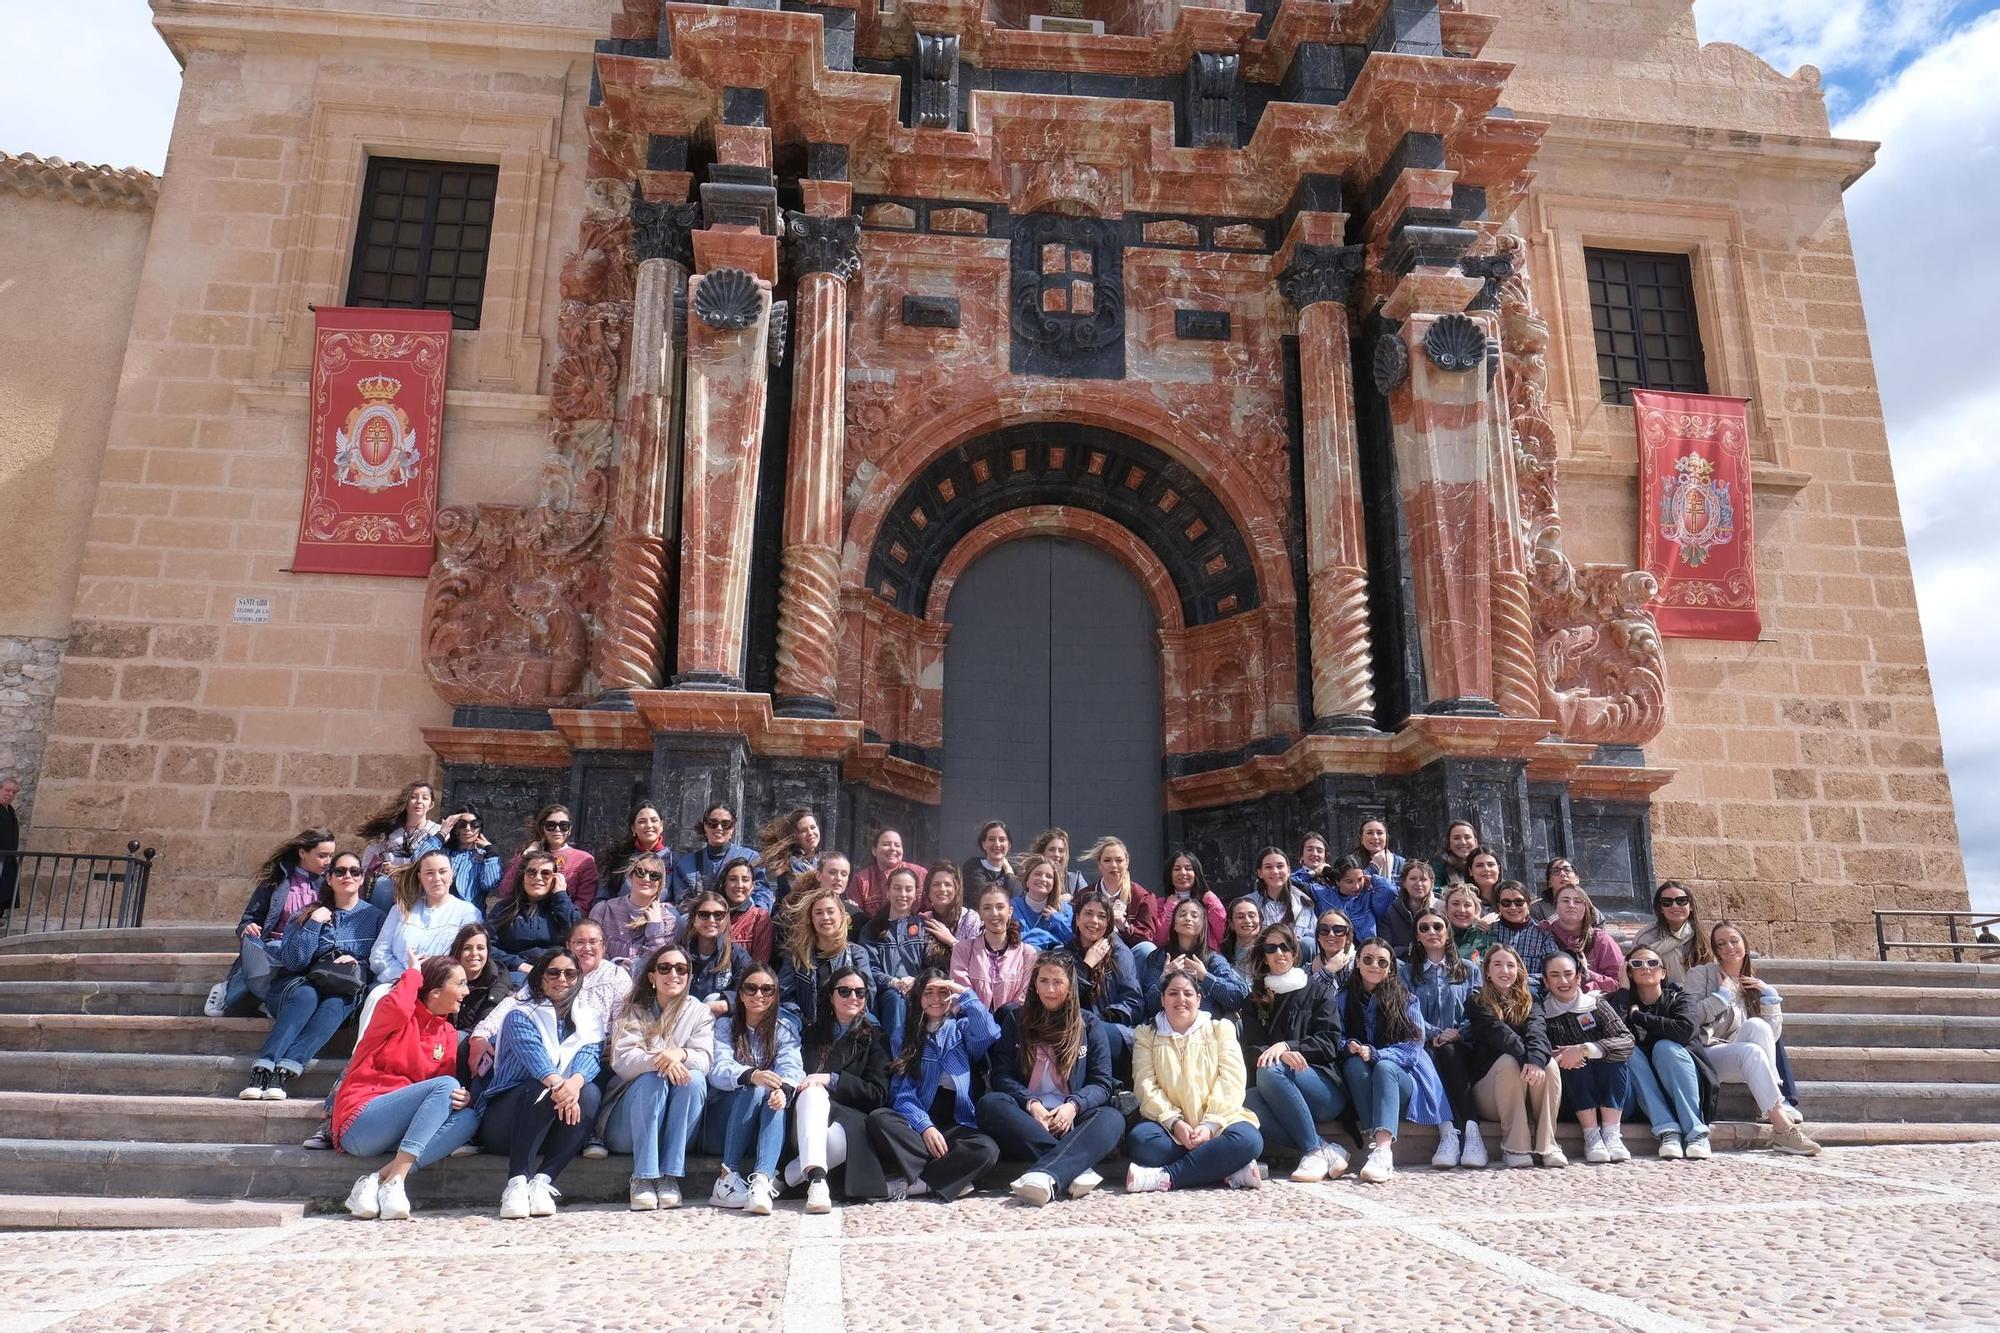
[{"left": 336, "top": 952, "right": 479, "bottom": 1220}]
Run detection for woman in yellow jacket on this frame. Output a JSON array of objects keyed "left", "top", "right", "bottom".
[{"left": 1125, "top": 965, "right": 1265, "bottom": 1192}]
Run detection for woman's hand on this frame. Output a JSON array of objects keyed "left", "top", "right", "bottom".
[
  {"left": 552, "top": 871, "right": 569, "bottom": 897},
  {"left": 1048, "top": 1102, "right": 1077, "bottom": 1136},
  {"left": 333, "top": 954, "right": 357, "bottom": 965},
  {"left": 1170, "top": 1119, "right": 1198, "bottom": 1150},
  {"left": 449, "top": 1085, "right": 473, "bottom": 1110},
  {"left": 1432, "top": 1027, "right": 1460, "bottom": 1046},
  {"left": 1083, "top": 939, "right": 1111, "bottom": 968},
  {"left": 798, "top": 1073, "right": 832, "bottom": 1090},
  {"left": 893, "top": 977, "right": 914, "bottom": 995},
  {"left": 1370, "top": 850, "right": 1394, "bottom": 876},
  {"left": 309, "top": 907, "right": 333, "bottom": 925},
  {"left": 1555, "top": 1045, "right": 1587, "bottom": 1071},
  {"left": 749, "top": 1069, "right": 784, "bottom": 1091},
  {"left": 1279, "top": 1049, "right": 1308, "bottom": 1071},
  {"left": 242, "top": 922, "right": 263, "bottom": 939},
  {"left": 468, "top": 1036, "right": 493, "bottom": 1075},
  {"left": 1255, "top": 1042, "right": 1288, "bottom": 1069},
  {"left": 1179, "top": 954, "right": 1209, "bottom": 981},
  {"left": 406, "top": 944, "right": 424, "bottom": 971},
  {"left": 1185, "top": 1122, "right": 1214, "bottom": 1148},
  {"left": 709, "top": 998, "right": 730, "bottom": 1016},
  {"left": 922, "top": 917, "right": 957, "bottom": 948},
  {"left": 1346, "top": 1040, "right": 1374, "bottom": 1063},
  {"left": 922, "top": 1127, "right": 949, "bottom": 1158},
  {"left": 1522, "top": 1063, "right": 1547, "bottom": 1090},
  {"left": 766, "top": 1086, "right": 787, "bottom": 1112}
]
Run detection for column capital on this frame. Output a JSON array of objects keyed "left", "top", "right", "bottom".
[
  {"left": 630, "top": 195, "right": 702, "bottom": 267},
  {"left": 1278, "top": 242, "right": 1366, "bottom": 309},
  {"left": 783, "top": 211, "right": 862, "bottom": 280}
]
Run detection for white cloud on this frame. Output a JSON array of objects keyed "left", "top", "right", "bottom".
[
  {"left": 0, "top": 6, "right": 181, "bottom": 172},
  {"left": 1693, "top": 0, "right": 1959, "bottom": 85}
]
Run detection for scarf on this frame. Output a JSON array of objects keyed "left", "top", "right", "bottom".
[
  {"left": 1263, "top": 967, "right": 1308, "bottom": 996},
  {"left": 521, "top": 996, "right": 601, "bottom": 1076}
]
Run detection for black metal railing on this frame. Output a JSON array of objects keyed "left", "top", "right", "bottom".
[
  {"left": 1872, "top": 908, "right": 2000, "bottom": 963},
  {"left": 0, "top": 842, "right": 156, "bottom": 937}
]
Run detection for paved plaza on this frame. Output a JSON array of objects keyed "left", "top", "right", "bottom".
[{"left": 3, "top": 1141, "right": 1998, "bottom": 1331}]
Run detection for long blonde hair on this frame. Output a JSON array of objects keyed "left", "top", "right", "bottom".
[
  {"left": 619, "top": 943, "right": 694, "bottom": 1044},
  {"left": 1084, "top": 836, "right": 1131, "bottom": 906},
  {"left": 392, "top": 850, "right": 453, "bottom": 913},
  {"left": 782, "top": 883, "right": 851, "bottom": 973},
  {"left": 1474, "top": 944, "right": 1534, "bottom": 1028}
]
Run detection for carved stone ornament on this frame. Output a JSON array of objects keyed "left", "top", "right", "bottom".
[
  {"left": 1461, "top": 252, "right": 1515, "bottom": 311},
  {"left": 784, "top": 211, "right": 863, "bottom": 281},
  {"left": 630, "top": 192, "right": 702, "bottom": 268},
  {"left": 767, "top": 299, "right": 789, "bottom": 367},
  {"left": 913, "top": 32, "right": 961, "bottom": 130},
  {"left": 1423, "top": 312, "right": 1485, "bottom": 372},
  {"left": 1186, "top": 51, "right": 1238, "bottom": 149},
  {"left": 694, "top": 267, "right": 763, "bottom": 329},
  {"left": 1277, "top": 243, "right": 1365, "bottom": 310},
  {"left": 1371, "top": 332, "right": 1409, "bottom": 395}
]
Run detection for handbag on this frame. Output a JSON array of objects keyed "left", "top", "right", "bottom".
[{"left": 306, "top": 952, "right": 366, "bottom": 999}]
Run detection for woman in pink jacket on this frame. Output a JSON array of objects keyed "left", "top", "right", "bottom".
[{"left": 950, "top": 882, "right": 1039, "bottom": 1010}]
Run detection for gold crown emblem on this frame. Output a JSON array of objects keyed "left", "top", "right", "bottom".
[
  {"left": 356, "top": 374, "right": 402, "bottom": 403},
  {"left": 1673, "top": 452, "right": 1714, "bottom": 485}
]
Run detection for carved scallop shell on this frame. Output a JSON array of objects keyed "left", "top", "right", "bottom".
[
  {"left": 694, "top": 266, "right": 761, "bottom": 330},
  {"left": 1423, "top": 312, "right": 1485, "bottom": 373},
  {"left": 1372, "top": 333, "right": 1409, "bottom": 395}
]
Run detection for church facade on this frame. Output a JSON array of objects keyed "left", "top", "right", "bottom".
[{"left": 0, "top": 0, "right": 1968, "bottom": 956}]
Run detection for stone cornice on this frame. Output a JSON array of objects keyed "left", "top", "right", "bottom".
[
  {"left": 0, "top": 153, "right": 158, "bottom": 212},
  {"left": 151, "top": 0, "right": 600, "bottom": 62},
  {"left": 1537, "top": 114, "right": 1878, "bottom": 189}
]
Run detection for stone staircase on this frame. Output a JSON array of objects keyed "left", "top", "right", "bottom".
[{"left": 0, "top": 928, "right": 1993, "bottom": 1212}]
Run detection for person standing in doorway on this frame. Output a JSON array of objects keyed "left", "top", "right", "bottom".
[{"left": 0, "top": 777, "right": 21, "bottom": 925}]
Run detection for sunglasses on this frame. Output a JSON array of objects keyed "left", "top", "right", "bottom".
[
  {"left": 1318, "top": 924, "right": 1350, "bottom": 937},
  {"left": 705, "top": 818, "right": 734, "bottom": 830},
  {"left": 543, "top": 820, "right": 572, "bottom": 832},
  {"left": 832, "top": 985, "right": 867, "bottom": 999},
  {"left": 1659, "top": 895, "right": 1692, "bottom": 906},
  {"left": 694, "top": 909, "right": 728, "bottom": 921},
  {"left": 542, "top": 967, "right": 578, "bottom": 980},
  {"left": 1359, "top": 955, "right": 1391, "bottom": 968},
  {"left": 653, "top": 962, "right": 691, "bottom": 976},
  {"left": 525, "top": 867, "right": 556, "bottom": 878},
  {"left": 1497, "top": 898, "right": 1528, "bottom": 909},
  {"left": 460, "top": 819, "right": 481, "bottom": 829},
  {"left": 630, "top": 868, "right": 663, "bottom": 882},
  {"left": 1261, "top": 941, "right": 1295, "bottom": 955},
  {"left": 1628, "top": 958, "right": 1664, "bottom": 970},
  {"left": 328, "top": 866, "right": 364, "bottom": 878},
  {"left": 1418, "top": 922, "right": 1448, "bottom": 934},
  {"left": 740, "top": 983, "right": 778, "bottom": 996}
]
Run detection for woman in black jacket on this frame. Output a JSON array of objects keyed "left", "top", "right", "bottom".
[
  {"left": 785, "top": 966, "right": 892, "bottom": 1209},
  {"left": 1064, "top": 892, "right": 1141, "bottom": 1072},
  {"left": 1464, "top": 944, "right": 1563, "bottom": 1168},
  {"left": 449, "top": 922, "right": 511, "bottom": 1038},
  {"left": 975, "top": 953, "right": 1125, "bottom": 1205},
  {"left": 1238, "top": 924, "right": 1350, "bottom": 1182},
  {"left": 1612, "top": 944, "right": 1715, "bottom": 1160}
]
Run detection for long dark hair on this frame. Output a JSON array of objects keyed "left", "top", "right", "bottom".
[
  {"left": 1321, "top": 853, "right": 1367, "bottom": 892},
  {"left": 758, "top": 806, "right": 817, "bottom": 874},
  {"left": 1017, "top": 954, "right": 1084, "bottom": 1080},
  {"left": 488, "top": 850, "right": 557, "bottom": 931},
  {"left": 809, "top": 966, "right": 875, "bottom": 1071},
  {"left": 443, "top": 805, "right": 482, "bottom": 850},
  {"left": 729, "top": 964, "right": 781, "bottom": 1068},
  {"left": 449, "top": 922, "right": 497, "bottom": 984},
  {"left": 596, "top": 800, "right": 662, "bottom": 884},
  {"left": 974, "top": 881, "right": 1022, "bottom": 951},
  {"left": 526, "top": 947, "right": 580, "bottom": 1016},
  {"left": 251, "top": 827, "right": 337, "bottom": 891},
  {"left": 1343, "top": 936, "right": 1420, "bottom": 1046},
  {"left": 357, "top": 781, "right": 435, "bottom": 841},
  {"left": 1652, "top": 881, "right": 1712, "bottom": 966},
  {"left": 866, "top": 864, "right": 925, "bottom": 938},
  {"left": 1404, "top": 908, "right": 1468, "bottom": 983},
  {"left": 1248, "top": 923, "right": 1301, "bottom": 1010},
  {"left": 312, "top": 851, "right": 367, "bottom": 914},
  {"left": 524, "top": 803, "right": 573, "bottom": 854},
  {"left": 1163, "top": 894, "right": 1209, "bottom": 956},
  {"left": 1163, "top": 849, "right": 1210, "bottom": 903},
  {"left": 892, "top": 967, "right": 952, "bottom": 1075},
  {"left": 1066, "top": 891, "right": 1117, "bottom": 992}
]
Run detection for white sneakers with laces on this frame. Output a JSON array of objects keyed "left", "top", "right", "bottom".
[
  {"left": 344, "top": 1172, "right": 380, "bottom": 1219},
  {"left": 711, "top": 1169, "right": 750, "bottom": 1209},
  {"left": 499, "top": 1175, "right": 532, "bottom": 1220},
  {"left": 376, "top": 1175, "right": 411, "bottom": 1220},
  {"left": 1430, "top": 1123, "right": 1461, "bottom": 1169},
  {"left": 1290, "top": 1150, "right": 1331, "bottom": 1183},
  {"left": 1459, "top": 1122, "right": 1489, "bottom": 1169},
  {"left": 629, "top": 1178, "right": 659, "bottom": 1211},
  {"left": 1010, "top": 1171, "right": 1057, "bottom": 1206},
  {"left": 528, "top": 1173, "right": 559, "bottom": 1217},
  {"left": 745, "top": 1173, "right": 776, "bottom": 1216},
  {"left": 1067, "top": 1168, "right": 1103, "bottom": 1199},
  {"left": 1125, "top": 1164, "right": 1171, "bottom": 1193},
  {"left": 1357, "top": 1144, "right": 1394, "bottom": 1183}
]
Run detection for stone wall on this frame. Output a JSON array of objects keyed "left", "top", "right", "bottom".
[{"left": 0, "top": 636, "right": 63, "bottom": 826}]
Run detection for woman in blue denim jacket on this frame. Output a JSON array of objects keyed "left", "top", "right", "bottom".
[
  {"left": 866, "top": 970, "right": 1002, "bottom": 1201},
  {"left": 705, "top": 963, "right": 804, "bottom": 1217},
  {"left": 1403, "top": 907, "right": 1486, "bottom": 1169},
  {"left": 1340, "top": 936, "right": 1448, "bottom": 1184},
  {"left": 240, "top": 849, "right": 384, "bottom": 1101}
]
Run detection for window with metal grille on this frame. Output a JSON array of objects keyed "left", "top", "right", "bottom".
[
  {"left": 1584, "top": 248, "right": 1708, "bottom": 404},
  {"left": 346, "top": 158, "right": 498, "bottom": 330}
]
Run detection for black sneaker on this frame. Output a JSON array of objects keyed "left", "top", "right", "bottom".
[
  {"left": 268, "top": 1068, "right": 294, "bottom": 1102},
  {"left": 238, "top": 1067, "right": 271, "bottom": 1101}
]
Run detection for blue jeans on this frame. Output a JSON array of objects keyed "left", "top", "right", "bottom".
[
  {"left": 705, "top": 1084, "right": 786, "bottom": 1179},
  {"left": 1126, "top": 1120, "right": 1262, "bottom": 1189},
  {"left": 1560, "top": 1058, "right": 1632, "bottom": 1115},
  {"left": 1129, "top": 941, "right": 1157, "bottom": 968},
  {"left": 1341, "top": 1055, "right": 1415, "bottom": 1141},
  {"left": 222, "top": 937, "right": 277, "bottom": 1013},
  {"left": 1244, "top": 1063, "right": 1348, "bottom": 1154},
  {"left": 338, "top": 1076, "right": 480, "bottom": 1168},
  {"left": 256, "top": 977, "right": 355, "bottom": 1074},
  {"left": 1627, "top": 1041, "right": 1707, "bottom": 1138},
  {"left": 974, "top": 1093, "right": 1124, "bottom": 1191},
  {"left": 368, "top": 875, "right": 399, "bottom": 913},
  {"left": 608, "top": 1072, "right": 708, "bottom": 1179},
  {"left": 874, "top": 985, "right": 909, "bottom": 1054}
]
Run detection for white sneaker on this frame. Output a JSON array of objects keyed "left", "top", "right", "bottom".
[
  {"left": 745, "top": 1173, "right": 775, "bottom": 1216},
  {"left": 630, "top": 1178, "right": 659, "bottom": 1211},
  {"left": 1224, "top": 1160, "right": 1263, "bottom": 1190},
  {"left": 1358, "top": 1144, "right": 1394, "bottom": 1183},
  {"left": 1684, "top": 1135, "right": 1712, "bottom": 1161},
  {"left": 449, "top": 1143, "right": 480, "bottom": 1158},
  {"left": 1657, "top": 1132, "right": 1684, "bottom": 1160},
  {"left": 659, "top": 1177, "right": 683, "bottom": 1208},
  {"left": 1459, "top": 1122, "right": 1488, "bottom": 1169},
  {"left": 1540, "top": 1146, "right": 1569, "bottom": 1168},
  {"left": 528, "top": 1173, "right": 559, "bottom": 1217},
  {"left": 1067, "top": 1168, "right": 1103, "bottom": 1199},
  {"left": 1603, "top": 1129, "right": 1631, "bottom": 1164},
  {"left": 1010, "top": 1171, "right": 1056, "bottom": 1206},
  {"left": 377, "top": 1175, "right": 411, "bottom": 1220},
  {"left": 805, "top": 1177, "right": 832, "bottom": 1214},
  {"left": 343, "top": 1172, "right": 380, "bottom": 1220},
  {"left": 1125, "top": 1163, "right": 1171, "bottom": 1193},
  {"left": 204, "top": 983, "right": 227, "bottom": 1018},
  {"left": 1780, "top": 1103, "right": 1804, "bottom": 1125},
  {"left": 1583, "top": 1127, "right": 1611, "bottom": 1164},
  {"left": 1290, "top": 1150, "right": 1330, "bottom": 1183},
  {"left": 499, "top": 1175, "right": 532, "bottom": 1220},
  {"left": 711, "top": 1169, "right": 750, "bottom": 1209},
  {"left": 1502, "top": 1151, "right": 1534, "bottom": 1169},
  {"left": 1321, "top": 1142, "right": 1351, "bottom": 1180},
  {"left": 1430, "top": 1123, "right": 1460, "bottom": 1170}
]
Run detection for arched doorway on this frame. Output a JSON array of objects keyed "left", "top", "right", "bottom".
[{"left": 939, "top": 537, "right": 1164, "bottom": 882}]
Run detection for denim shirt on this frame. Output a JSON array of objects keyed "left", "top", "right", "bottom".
[
  {"left": 276, "top": 900, "right": 386, "bottom": 981},
  {"left": 1403, "top": 955, "right": 1483, "bottom": 1037}
]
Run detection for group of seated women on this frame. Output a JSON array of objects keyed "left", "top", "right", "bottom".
[{"left": 207, "top": 790, "right": 1824, "bottom": 1219}]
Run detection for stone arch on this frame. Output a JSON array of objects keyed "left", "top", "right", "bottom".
[{"left": 925, "top": 507, "right": 1185, "bottom": 631}]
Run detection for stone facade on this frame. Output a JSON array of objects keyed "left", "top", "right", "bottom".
[{"left": 7, "top": 0, "right": 1969, "bottom": 953}]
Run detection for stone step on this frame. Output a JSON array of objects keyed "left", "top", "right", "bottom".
[
  {"left": 0, "top": 1013, "right": 354, "bottom": 1058},
  {"left": 1783, "top": 1045, "right": 2000, "bottom": 1086},
  {"left": 1777, "top": 984, "right": 2000, "bottom": 1017},
  {"left": 0, "top": 1091, "right": 324, "bottom": 1145},
  {"left": 1757, "top": 958, "right": 2000, "bottom": 989},
  {"left": 0, "top": 1049, "right": 344, "bottom": 1099},
  {"left": 0, "top": 926, "right": 235, "bottom": 956},
  {"left": 1778, "top": 1012, "right": 2000, "bottom": 1050},
  {"left": 0, "top": 980, "right": 214, "bottom": 1017},
  {"left": 1722, "top": 1080, "right": 2000, "bottom": 1125},
  {"left": 0, "top": 952, "right": 235, "bottom": 983},
  {"left": 0, "top": 1193, "right": 306, "bottom": 1230}
]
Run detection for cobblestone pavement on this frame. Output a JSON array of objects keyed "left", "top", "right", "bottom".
[{"left": 4, "top": 1142, "right": 1999, "bottom": 1332}]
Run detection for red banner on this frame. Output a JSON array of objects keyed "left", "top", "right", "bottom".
[
  {"left": 292, "top": 307, "right": 452, "bottom": 577},
  {"left": 1632, "top": 390, "right": 1760, "bottom": 640}
]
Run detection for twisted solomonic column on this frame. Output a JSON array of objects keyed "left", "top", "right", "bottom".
[
  {"left": 773, "top": 211, "right": 862, "bottom": 716},
  {"left": 1279, "top": 243, "right": 1378, "bottom": 732}
]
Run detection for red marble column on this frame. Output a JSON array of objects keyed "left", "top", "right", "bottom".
[
  {"left": 1384, "top": 300, "right": 1501, "bottom": 712},
  {"left": 1279, "top": 242, "right": 1376, "bottom": 731},
  {"left": 674, "top": 265, "right": 773, "bottom": 689},
  {"left": 774, "top": 211, "right": 861, "bottom": 717}
]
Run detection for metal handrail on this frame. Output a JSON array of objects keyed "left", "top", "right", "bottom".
[
  {"left": 1872, "top": 908, "right": 2000, "bottom": 963},
  {"left": 0, "top": 841, "right": 157, "bottom": 937}
]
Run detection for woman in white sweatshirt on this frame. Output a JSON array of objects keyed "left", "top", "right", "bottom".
[{"left": 604, "top": 943, "right": 716, "bottom": 1209}]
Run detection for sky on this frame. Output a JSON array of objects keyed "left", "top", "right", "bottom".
[{"left": 0, "top": 2, "right": 1993, "bottom": 912}]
